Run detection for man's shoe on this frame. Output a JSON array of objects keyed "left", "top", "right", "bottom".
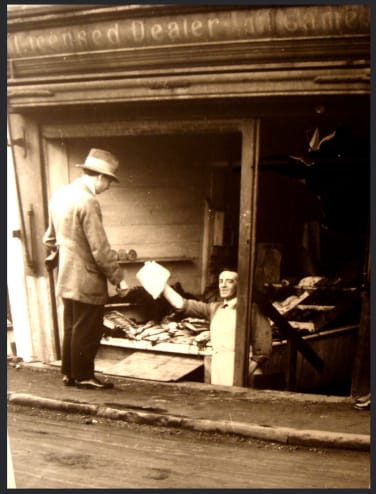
[
  {"left": 62, "top": 375, "right": 76, "bottom": 386},
  {"left": 353, "top": 392, "right": 371, "bottom": 410},
  {"left": 353, "top": 398, "right": 371, "bottom": 410},
  {"left": 76, "top": 377, "right": 114, "bottom": 390}
]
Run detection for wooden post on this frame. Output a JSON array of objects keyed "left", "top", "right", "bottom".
[
  {"left": 7, "top": 112, "right": 58, "bottom": 362},
  {"left": 350, "top": 290, "right": 370, "bottom": 396},
  {"left": 7, "top": 120, "right": 36, "bottom": 362},
  {"left": 350, "top": 239, "right": 370, "bottom": 397},
  {"left": 233, "top": 119, "right": 260, "bottom": 387}
]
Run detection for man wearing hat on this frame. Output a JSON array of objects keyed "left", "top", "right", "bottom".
[{"left": 43, "top": 148, "right": 128, "bottom": 389}]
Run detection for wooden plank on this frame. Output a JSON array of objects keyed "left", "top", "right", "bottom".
[
  {"left": 42, "top": 119, "right": 243, "bottom": 139},
  {"left": 254, "top": 289, "right": 324, "bottom": 373},
  {"left": 117, "top": 257, "right": 196, "bottom": 265},
  {"left": 297, "top": 305, "right": 335, "bottom": 311},
  {"left": 104, "top": 185, "right": 204, "bottom": 202},
  {"left": 107, "top": 168, "right": 204, "bottom": 188},
  {"left": 200, "top": 200, "right": 211, "bottom": 293},
  {"left": 100, "top": 352, "right": 203, "bottom": 381},
  {"left": 44, "top": 141, "right": 69, "bottom": 195},
  {"left": 105, "top": 224, "right": 201, "bottom": 244},
  {"left": 266, "top": 282, "right": 358, "bottom": 292},
  {"left": 109, "top": 242, "right": 201, "bottom": 260},
  {"left": 100, "top": 336, "right": 211, "bottom": 356},
  {"left": 102, "top": 206, "right": 202, "bottom": 227},
  {"left": 100, "top": 193, "right": 204, "bottom": 216}
]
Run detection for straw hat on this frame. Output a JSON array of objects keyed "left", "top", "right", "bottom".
[{"left": 76, "top": 148, "right": 120, "bottom": 182}]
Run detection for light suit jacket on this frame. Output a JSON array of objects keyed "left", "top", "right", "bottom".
[{"left": 43, "top": 178, "right": 123, "bottom": 305}]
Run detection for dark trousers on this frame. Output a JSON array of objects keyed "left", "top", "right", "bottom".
[{"left": 62, "top": 298, "right": 104, "bottom": 380}]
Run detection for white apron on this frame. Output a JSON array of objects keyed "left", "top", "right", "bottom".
[{"left": 210, "top": 307, "right": 236, "bottom": 385}]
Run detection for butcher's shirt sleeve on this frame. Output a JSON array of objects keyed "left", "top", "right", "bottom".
[
  {"left": 79, "top": 197, "right": 123, "bottom": 286},
  {"left": 182, "top": 299, "right": 212, "bottom": 320}
]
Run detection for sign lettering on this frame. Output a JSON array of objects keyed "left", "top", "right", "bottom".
[{"left": 7, "top": 5, "right": 369, "bottom": 58}]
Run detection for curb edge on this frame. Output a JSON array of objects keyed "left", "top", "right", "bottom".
[{"left": 7, "top": 392, "right": 370, "bottom": 452}]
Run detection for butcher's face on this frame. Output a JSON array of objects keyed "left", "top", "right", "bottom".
[{"left": 218, "top": 271, "right": 238, "bottom": 301}]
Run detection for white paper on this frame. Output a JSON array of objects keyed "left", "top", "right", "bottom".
[{"left": 136, "top": 261, "right": 171, "bottom": 299}]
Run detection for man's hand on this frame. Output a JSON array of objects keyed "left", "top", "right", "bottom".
[
  {"left": 116, "top": 280, "right": 129, "bottom": 297},
  {"left": 194, "top": 330, "right": 210, "bottom": 348},
  {"left": 116, "top": 288, "right": 130, "bottom": 298}
]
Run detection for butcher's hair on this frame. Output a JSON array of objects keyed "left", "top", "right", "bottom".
[
  {"left": 219, "top": 269, "right": 238, "bottom": 279},
  {"left": 220, "top": 267, "right": 238, "bottom": 274}
]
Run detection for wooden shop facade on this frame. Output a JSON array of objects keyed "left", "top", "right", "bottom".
[{"left": 7, "top": 4, "right": 371, "bottom": 394}]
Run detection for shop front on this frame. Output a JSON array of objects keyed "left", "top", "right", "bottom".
[{"left": 7, "top": 4, "right": 370, "bottom": 394}]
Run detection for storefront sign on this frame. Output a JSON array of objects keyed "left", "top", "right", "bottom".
[{"left": 8, "top": 5, "right": 369, "bottom": 58}]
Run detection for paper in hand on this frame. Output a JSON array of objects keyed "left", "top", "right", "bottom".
[{"left": 136, "top": 261, "right": 171, "bottom": 299}]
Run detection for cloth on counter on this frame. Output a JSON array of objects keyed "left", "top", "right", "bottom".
[{"left": 136, "top": 261, "right": 171, "bottom": 299}]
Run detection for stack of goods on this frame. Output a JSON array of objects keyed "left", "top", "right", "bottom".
[
  {"left": 164, "top": 317, "right": 210, "bottom": 348},
  {"left": 103, "top": 311, "right": 139, "bottom": 339},
  {"left": 103, "top": 310, "right": 211, "bottom": 349},
  {"left": 270, "top": 276, "right": 359, "bottom": 338}
]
